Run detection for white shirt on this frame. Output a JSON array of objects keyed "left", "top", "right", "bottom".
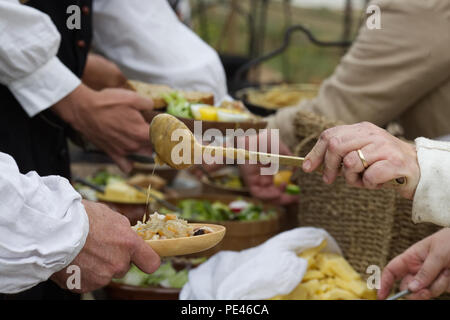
[
  {"left": 0, "top": 152, "right": 89, "bottom": 294},
  {"left": 0, "top": 0, "right": 81, "bottom": 117},
  {"left": 91, "top": 0, "right": 228, "bottom": 103},
  {"left": 413, "top": 138, "right": 450, "bottom": 227}
]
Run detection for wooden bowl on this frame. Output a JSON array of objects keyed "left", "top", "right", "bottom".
[
  {"left": 200, "top": 175, "right": 250, "bottom": 197},
  {"left": 160, "top": 194, "right": 284, "bottom": 255},
  {"left": 146, "top": 223, "right": 226, "bottom": 257},
  {"left": 142, "top": 110, "right": 267, "bottom": 135}
]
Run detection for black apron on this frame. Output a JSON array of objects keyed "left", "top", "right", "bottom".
[{"left": 0, "top": 0, "right": 92, "bottom": 300}]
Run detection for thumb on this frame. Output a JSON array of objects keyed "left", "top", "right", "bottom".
[
  {"left": 128, "top": 92, "right": 154, "bottom": 111},
  {"left": 131, "top": 236, "right": 161, "bottom": 274},
  {"left": 409, "top": 251, "right": 444, "bottom": 292}
]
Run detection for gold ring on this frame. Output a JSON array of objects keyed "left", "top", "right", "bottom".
[{"left": 357, "top": 149, "right": 369, "bottom": 169}]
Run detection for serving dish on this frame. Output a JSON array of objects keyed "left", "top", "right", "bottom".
[
  {"left": 104, "top": 258, "right": 206, "bottom": 300},
  {"left": 156, "top": 194, "right": 283, "bottom": 255},
  {"left": 200, "top": 167, "right": 250, "bottom": 196},
  {"left": 234, "top": 83, "right": 319, "bottom": 116},
  {"left": 146, "top": 223, "right": 226, "bottom": 257}
]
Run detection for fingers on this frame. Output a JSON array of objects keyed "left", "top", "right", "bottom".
[
  {"left": 130, "top": 93, "right": 154, "bottom": 112},
  {"left": 107, "top": 89, "right": 154, "bottom": 111},
  {"left": 379, "top": 254, "right": 411, "bottom": 300},
  {"left": 130, "top": 235, "right": 161, "bottom": 274},
  {"left": 303, "top": 124, "right": 373, "bottom": 175},
  {"left": 342, "top": 150, "right": 365, "bottom": 174},
  {"left": 361, "top": 160, "right": 396, "bottom": 189},
  {"left": 428, "top": 269, "right": 450, "bottom": 298},
  {"left": 409, "top": 250, "right": 448, "bottom": 293},
  {"left": 303, "top": 131, "right": 330, "bottom": 173}
]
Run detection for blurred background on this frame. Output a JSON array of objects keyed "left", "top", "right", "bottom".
[{"left": 170, "top": 0, "right": 370, "bottom": 87}]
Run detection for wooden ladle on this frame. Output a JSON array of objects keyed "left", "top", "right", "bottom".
[
  {"left": 149, "top": 114, "right": 405, "bottom": 185},
  {"left": 149, "top": 114, "right": 307, "bottom": 169}
]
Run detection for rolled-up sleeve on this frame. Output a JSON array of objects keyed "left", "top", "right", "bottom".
[
  {"left": 0, "top": 152, "right": 89, "bottom": 294},
  {"left": 0, "top": 0, "right": 80, "bottom": 117},
  {"left": 412, "top": 138, "right": 450, "bottom": 227}
]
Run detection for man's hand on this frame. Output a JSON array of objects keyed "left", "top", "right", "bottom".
[
  {"left": 303, "top": 122, "right": 420, "bottom": 200},
  {"left": 378, "top": 228, "right": 450, "bottom": 300},
  {"left": 53, "top": 84, "right": 154, "bottom": 172},
  {"left": 82, "top": 53, "right": 128, "bottom": 91},
  {"left": 51, "top": 200, "right": 160, "bottom": 293}
]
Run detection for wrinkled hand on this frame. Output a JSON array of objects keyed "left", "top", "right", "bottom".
[
  {"left": 53, "top": 84, "right": 154, "bottom": 172},
  {"left": 238, "top": 130, "right": 299, "bottom": 206},
  {"left": 303, "top": 122, "right": 420, "bottom": 200},
  {"left": 51, "top": 200, "right": 160, "bottom": 293},
  {"left": 82, "top": 53, "right": 127, "bottom": 91},
  {"left": 378, "top": 228, "right": 450, "bottom": 300}
]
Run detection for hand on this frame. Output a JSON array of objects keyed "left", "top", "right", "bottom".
[
  {"left": 51, "top": 200, "right": 160, "bottom": 293},
  {"left": 53, "top": 84, "right": 154, "bottom": 172},
  {"left": 378, "top": 228, "right": 450, "bottom": 300},
  {"left": 82, "top": 53, "right": 127, "bottom": 90},
  {"left": 302, "top": 122, "right": 420, "bottom": 200},
  {"left": 238, "top": 130, "right": 300, "bottom": 206}
]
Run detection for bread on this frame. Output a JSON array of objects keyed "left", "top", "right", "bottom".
[
  {"left": 127, "top": 80, "right": 214, "bottom": 109},
  {"left": 126, "top": 80, "right": 173, "bottom": 108},
  {"left": 181, "top": 91, "right": 214, "bottom": 106}
]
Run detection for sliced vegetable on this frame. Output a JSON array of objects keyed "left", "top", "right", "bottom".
[
  {"left": 115, "top": 262, "right": 189, "bottom": 289},
  {"left": 177, "top": 199, "right": 275, "bottom": 222},
  {"left": 164, "top": 92, "right": 193, "bottom": 119}
]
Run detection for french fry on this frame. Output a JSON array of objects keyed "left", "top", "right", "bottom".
[{"left": 272, "top": 241, "right": 376, "bottom": 300}]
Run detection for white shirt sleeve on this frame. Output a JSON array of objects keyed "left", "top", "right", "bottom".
[
  {"left": 91, "top": 0, "right": 228, "bottom": 104},
  {"left": 0, "top": 152, "right": 89, "bottom": 294},
  {"left": 412, "top": 138, "right": 450, "bottom": 227},
  {"left": 0, "top": 0, "right": 81, "bottom": 117}
]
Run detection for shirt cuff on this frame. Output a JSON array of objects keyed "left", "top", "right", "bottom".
[
  {"left": 58, "top": 200, "right": 90, "bottom": 271},
  {"left": 412, "top": 137, "right": 450, "bottom": 227},
  {"left": 8, "top": 56, "right": 81, "bottom": 118}
]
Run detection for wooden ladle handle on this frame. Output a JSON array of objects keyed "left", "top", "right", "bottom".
[{"left": 203, "top": 146, "right": 406, "bottom": 186}]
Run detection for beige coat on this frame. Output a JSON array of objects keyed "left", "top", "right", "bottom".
[{"left": 267, "top": 0, "right": 450, "bottom": 149}]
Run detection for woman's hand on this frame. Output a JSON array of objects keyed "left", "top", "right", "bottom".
[
  {"left": 303, "top": 122, "right": 420, "bottom": 200},
  {"left": 378, "top": 228, "right": 450, "bottom": 300}
]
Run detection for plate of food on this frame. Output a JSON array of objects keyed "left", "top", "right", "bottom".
[
  {"left": 154, "top": 195, "right": 283, "bottom": 254},
  {"left": 200, "top": 167, "right": 250, "bottom": 196},
  {"left": 105, "top": 257, "right": 207, "bottom": 300},
  {"left": 73, "top": 167, "right": 169, "bottom": 225},
  {"left": 270, "top": 240, "right": 377, "bottom": 300},
  {"left": 73, "top": 169, "right": 165, "bottom": 205},
  {"left": 234, "top": 83, "right": 319, "bottom": 116},
  {"left": 133, "top": 212, "right": 226, "bottom": 257},
  {"left": 127, "top": 80, "right": 267, "bottom": 134}
]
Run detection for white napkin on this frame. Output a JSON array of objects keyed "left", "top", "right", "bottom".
[{"left": 180, "top": 227, "right": 342, "bottom": 300}]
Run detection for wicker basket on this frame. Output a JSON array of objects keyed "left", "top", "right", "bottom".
[{"left": 291, "top": 111, "right": 442, "bottom": 284}]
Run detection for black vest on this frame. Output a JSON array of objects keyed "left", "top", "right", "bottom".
[
  {"left": 0, "top": 0, "right": 92, "bottom": 178},
  {"left": 0, "top": 0, "right": 92, "bottom": 300}
]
